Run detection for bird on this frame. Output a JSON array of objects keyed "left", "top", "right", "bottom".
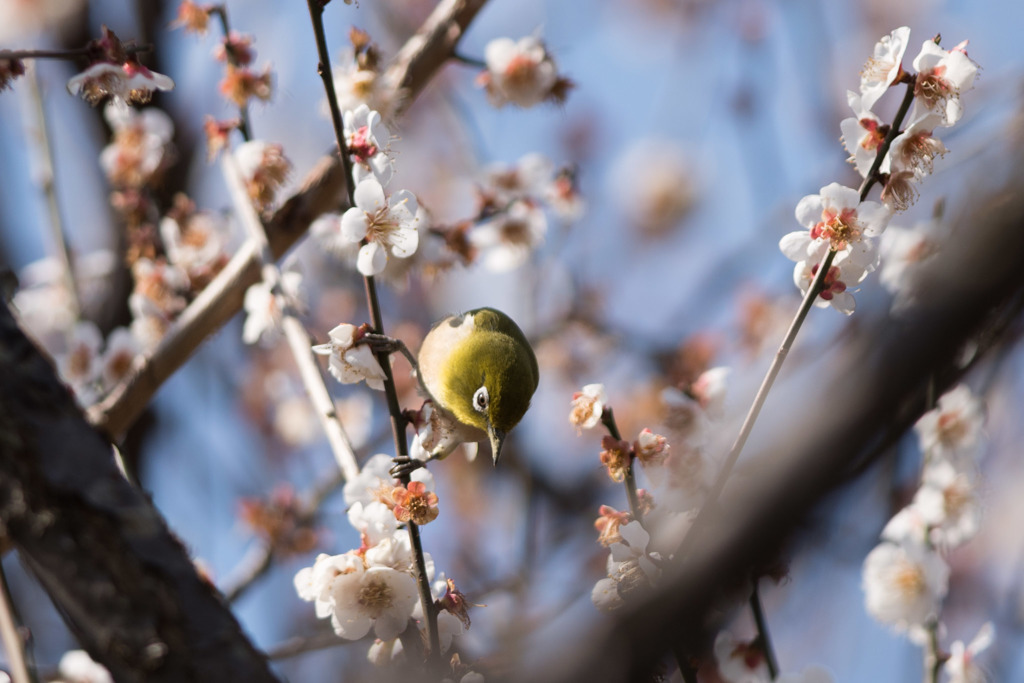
[{"left": 415, "top": 307, "right": 539, "bottom": 464}]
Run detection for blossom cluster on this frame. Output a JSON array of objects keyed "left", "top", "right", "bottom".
[
  {"left": 571, "top": 377, "right": 721, "bottom": 611},
  {"left": 66, "top": 26, "right": 174, "bottom": 107},
  {"left": 423, "top": 153, "right": 583, "bottom": 276},
  {"left": 861, "top": 384, "right": 993, "bottom": 681},
  {"left": 294, "top": 455, "right": 470, "bottom": 661},
  {"left": 575, "top": 374, "right": 841, "bottom": 679},
  {"left": 310, "top": 102, "right": 421, "bottom": 278},
  {"left": 779, "top": 28, "right": 978, "bottom": 315},
  {"left": 10, "top": 251, "right": 158, "bottom": 408}
]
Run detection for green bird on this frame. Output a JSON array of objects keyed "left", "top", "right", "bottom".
[{"left": 416, "top": 307, "right": 539, "bottom": 464}]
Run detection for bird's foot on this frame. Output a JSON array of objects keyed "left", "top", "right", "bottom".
[
  {"left": 361, "top": 333, "right": 418, "bottom": 369},
  {"left": 389, "top": 455, "right": 426, "bottom": 479}
]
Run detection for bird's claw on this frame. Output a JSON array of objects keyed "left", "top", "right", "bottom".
[{"left": 390, "top": 455, "right": 425, "bottom": 479}]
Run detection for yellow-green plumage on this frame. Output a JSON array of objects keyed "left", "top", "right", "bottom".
[{"left": 417, "top": 308, "right": 538, "bottom": 463}]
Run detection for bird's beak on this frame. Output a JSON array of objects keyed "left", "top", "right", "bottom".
[{"left": 488, "top": 427, "right": 506, "bottom": 465}]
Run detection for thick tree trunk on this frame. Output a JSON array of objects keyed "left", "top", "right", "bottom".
[{"left": 0, "top": 303, "right": 278, "bottom": 683}]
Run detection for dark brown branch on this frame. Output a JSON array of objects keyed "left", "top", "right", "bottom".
[
  {"left": 538, "top": 157, "right": 1024, "bottom": 683},
  {"left": 0, "top": 302, "right": 278, "bottom": 683},
  {"left": 88, "top": 0, "right": 490, "bottom": 440}
]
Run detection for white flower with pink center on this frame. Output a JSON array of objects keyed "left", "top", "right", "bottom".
[
  {"left": 340, "top": 178, "right": 419, "bottom": 276},
  {"left": 911, "top": 38, "right": 979, "bottom": 127},
  {"left": 714, "top": 630, "right": 770, "bottom": 683},
  {"left": 840, "top": 91, "right": 890, "bottom": 178},
  {"left": 793, "top": 182, "right": 890, "bottom": 253},
  {"left": 99, "top": 104, "right": 174, "bottom": 188},
  {"left": 480, "top": 36, "right": 560, "bottom": 108},
  {"left": 343, "top": 104, "right": 395, "bottom": 187},
  {"left": 792, "top": 253, "right": 870, "bottom": 316},
  {"left": 859, "top": 26, "right": 911, "bottom": 110}
]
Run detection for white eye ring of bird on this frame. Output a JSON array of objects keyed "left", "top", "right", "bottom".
[{"left": 473, "top": 386, "right": 489, "bottom": 413}]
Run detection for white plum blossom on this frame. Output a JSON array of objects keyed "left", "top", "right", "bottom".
[
  {"left": 888, "top": 113, "right": 948, "bottom": 182},
  {"left": 340, "top": 178, "right": 419, "bottom": 276},
  {"left": 569, "top": 383, "right": 607, "bottom": 431},
  {"left": 160, "top": 210, "right": 229, "bottom": 281},
  {"left": 58, "top": 649, "right": 114, "bottom": 683},
  {"left": 311, "top": 323, "right": 387, "bottom": 390},
  {"left": 862, "top": 540, "right": 949, "bottom": 632},
  {"left": 67, "top": 61, "right": 174, "bottom": 107},
  {"left": 911, "top": 38, "right": 980, "bottom": 126},
  {"left": 913, "top": 459, "right": 980, "bottom": 548},
  {"left": 343, "top": 105, "right": 395, "bottom": 186},
  {"left": 944, "top": 623, "right": 994, "bottom": 683},
  {"left": 295, "top": 552, "right": 418, "bottom": 641},
  {"left": 878, "top": 220, "right": 940, "bottom": 311},
  {"left": 469, "top": 199, "right": 547, "bottom": 272},
  {"left": 100, "top": 326, "right": 140, "bottom": 389},
  {"left": 840, "top": 91, "right": 889, "bottom": 178},
  {"left": 58, "top": 321, "right": 103, "bottom": 405},
  {"left": 329, "top": 51, "right": 393, "bottom": 120},
  {"left": 914, "top": 384, "right": 984, "bottom": 462},
  {"left": 714, "top": 631, "right": 770, "bottom": 683},
  {"left": 100, "top": 104, "right": 174, "bottom": 188},
  {"left": 241, "top": 271, "right": 304, "bottom": 346},
  {"left": 792, "top": 253, "right": 870, "bottom": 315},
  {"left": 859, "top": 26, "right": 911, "bottom": 110},
  {"left": 791, "top": 182, "right": 891, "bottom": 254},
  {"left": 234, "top": 140, "right": 292, "bottom": 211},
  {"left": 295, "top": 552, "right": 361, "bottom": 620},
  {"left": 479, "top": 36, "right": 562, "bottom": 108},
  {"left": 881, "top": 504, "right": 931, "bottom": 547},
  {"left": 691, "top": 366, "right": 731, "bottom": 417},
  {"left": 348, "top": 501, "right": 400, "bottom": 547}
]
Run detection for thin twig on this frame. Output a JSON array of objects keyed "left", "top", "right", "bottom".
[
  {"left": 0, "top": 559, "right": 35, "bottom": 683},
  {"left": 209, "top": 5, "right": 252, "bottom": 141},
  {"left": 265, "top": 630, "right": 345, "bottom": 660},
  {"left": 923, "top": 620, "right": 941, "bottom": 683},
  {"left": 749, "top": 578, "right": 779, "bottom": 678},
  {"left": 675, "top": 79, "right": 918, "bottom": 564},
  {"left": 0, "top": 45, "right": 152, "bottom": 61},
  {"left": 221, "top": 151, "right": 360, "bottom": 483},
  {"left": 23, "top": 63, "right": 79, "bottom": 319},
  {"left": 305, "top": 0, "right": 441, "bottom": 666},
  {"left": 601, "top": 408, "right": 643, "bottom": 524}
]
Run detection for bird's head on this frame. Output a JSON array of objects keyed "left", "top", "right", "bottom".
[{"left": 438, "top": 309, "right": 539, "bottom": 464}]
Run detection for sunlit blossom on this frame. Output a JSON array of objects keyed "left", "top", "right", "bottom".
[
  {"left": 859, "top": 26, "right": 911, "bottom": 110},
  {"left": 340, "top": 178, "right": 420, "bottom": 276},
  {"left": 911, "top": 38, "right": 979, "bottom": 126}
]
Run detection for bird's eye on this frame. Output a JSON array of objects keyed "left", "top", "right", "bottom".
[{"left": 472, "top": 386, "right": 489, "bottom": 413}]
